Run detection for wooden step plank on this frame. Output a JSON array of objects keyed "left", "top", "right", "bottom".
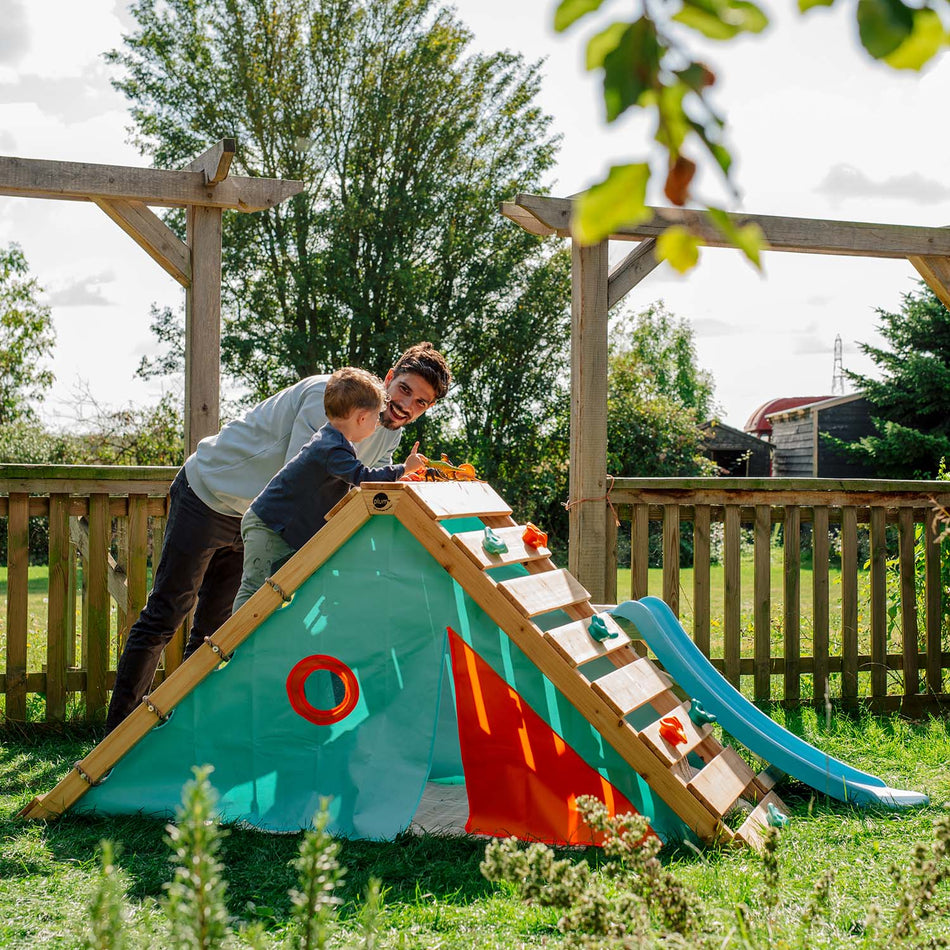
[
  {"left": 403, "top": 481, "right": 511, "bottom": 520},
  {"left": 686, "top": 746, "right": 756, "bottom": 816},
  {"left": 640, "top": 702, "right": 714, "bottom": 766},
  {"left": 497, "top": 569, "right": 590, "bottom": 618},
  {"left": 592, "top": 658, "right": 673, "bottom": 718},
  {"left": 545, "top": 614, "right": 635, "bottom": 668},
  {"left": 453, "top": 525, "right": 551, "bottom": 569},
  {"left": 735, "top": 790, "right": 790, "bottom": 850}
]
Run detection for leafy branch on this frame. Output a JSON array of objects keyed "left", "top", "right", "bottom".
[{"left": 555, "top": 0, "right": 950, "bottom": 270}]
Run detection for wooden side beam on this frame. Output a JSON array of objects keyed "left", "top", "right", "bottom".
[
  {"left": 507, "top": 194, "right": 950, "bottom": 259},
  {"left": 909, "top": 255, "right": 950, "bottom": 311},
  {"left": 607, "top": 239, "right": 660, "bottom": 309},
  {"left": 186, "top": 138, "right": 235, "bottom": 186},
  {"left": 94, "top": 198, "right": 191, "bottom": 287},
  {"left": 0, "top": 154, "right": 303, "bottom": 212}
]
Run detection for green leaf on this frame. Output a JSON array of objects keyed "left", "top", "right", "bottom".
[
  {"left": 884, "top": 7, "right": 948, "bottom": 69},
  {"left": 573, "top": 163, "right": 651, "bottom": 245},
  {"left": 706, "top": 207, "right": 766, "bottom": 268},
  {"left": 594, "top": 19, "right": 663, "bottom": 122},
  {"left": 673, "top": 0, "right": 769, "bottom": 40},
  {"left": 655, "top": 82, "right": 690, "bottom": 153},
  {"left": 857, "top": 0, "right": 915, "bottom": 58},
  {"left": 657, "top": 226, "right": 702, "bottom": 273},
  {"left": 554, "top": 0, "right": 609, "bottom": 32},
  {"left": 586, "top": 21, "right": 629, "bottom": 70},
  {"left": 799, "top": 0, "right": 835, "bottom": 11}
]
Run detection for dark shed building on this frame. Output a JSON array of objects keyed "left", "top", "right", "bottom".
[
  {"left": 699, "top": 421, "right": 772, "bottom": 476},
  {"left": 767, "top": 393, "right": 877, "bottom": 478}
]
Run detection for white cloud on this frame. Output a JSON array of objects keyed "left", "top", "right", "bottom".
[
  {"left": 0, "top": 62, "right": 124, "bottom": 123},
  {"left": 46, "top": 270, "right": 117, "bottom": 307},
  {"left": 0, "top": 1, "right": 29, "bottom": 65},
  {"left": 816, "top": 163, "right": 950, "bottom": 204}
]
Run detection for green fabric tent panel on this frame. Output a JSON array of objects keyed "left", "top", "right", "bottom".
[{"left": 76, "top": 518, "right": 447, "bottom": 837}]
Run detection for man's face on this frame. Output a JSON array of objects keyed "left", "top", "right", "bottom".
[{"left": 379, "top": 370, "right": 437, "bottom": 430}]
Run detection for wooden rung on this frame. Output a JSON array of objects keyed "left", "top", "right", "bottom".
[
  {"left": 496, "top": 569, "right": 590, "bottom": 618},
  {"left": 753, "top": 766, "right": 782, "bottom": 796},
  {"left": 686, "top": 746, "right": 756, "bottom": 816},
  {"left": 592, "top": 658, "right": 673, "bottom": 718},
  {"left": 452, "top": 525, "right": 551, "bottom": 569},
  {"left": 545, "top": 614, "right": 636, "bottom": 668},
  {"left": 735, "top": 790, "right": 790, "bottom": 850},
  {"left": 640, "top": 702, "right": 714, "bottom": 766},
  {"left": 403, "top": 482, "right": 512, "bottom": 520}
]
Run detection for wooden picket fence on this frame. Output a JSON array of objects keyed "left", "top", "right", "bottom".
[
  {"left": 606, "top": 478, "right": 950, "bottom": 713},
  {"left": 0, "top": 464, "right": 177, "bottom": 723},
  {"left": 2, "top": 468, "right": 950, "bottom": 723}
]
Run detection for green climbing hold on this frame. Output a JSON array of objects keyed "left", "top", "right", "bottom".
[
  {"left": 587, "top": 614, "right": 618, "bottom": 642},
  {"left": 688, "top": 698, "right": 717, "bottom": 726},
  {"left": 766, "top": 802, "right": 789, "bottom": 828},
  {"left": 482, "top": 526, "right": 508, "bottom": 555}
]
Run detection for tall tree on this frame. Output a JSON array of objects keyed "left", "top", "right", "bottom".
[
  {"left": 112, "top": 0, "right": 567, "bottom": 448},
  {"left": 0, "top": 243, "right": 55, "bottom": 426},
  {"left": 606, "top": 302, "right": 717, "bottom": 477},
  {"left": 836, "top": 282, "right": 950, "bottom": 478}
]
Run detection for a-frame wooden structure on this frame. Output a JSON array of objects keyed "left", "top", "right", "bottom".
[
  {"left": 0, "top": 141, "right": 303, "bottom": 451},
  {"left": 21, "top": 480, "right": 787, "bottom": 849},
  {"left": 502, "top": 195, "right": 950, "bottom": 603}
]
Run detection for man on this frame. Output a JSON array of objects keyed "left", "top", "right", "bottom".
[{"left": 105, "top": 342, "right": 451, "bottom": 732}]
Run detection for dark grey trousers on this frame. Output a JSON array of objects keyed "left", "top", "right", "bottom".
[{"left": 105, "top": 469, "right": 244, "bottom": 732}]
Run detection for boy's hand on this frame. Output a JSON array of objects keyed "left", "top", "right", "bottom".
[{"left": 404, "top": 442, "right": 426, "bottom": 474}]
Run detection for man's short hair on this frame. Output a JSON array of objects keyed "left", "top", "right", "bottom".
[
  {"left": 324, "top": 367, "right": 388, "bottom": 420},
  {"left": 391, "top": 342, "right": 451, "bottom": 401}
]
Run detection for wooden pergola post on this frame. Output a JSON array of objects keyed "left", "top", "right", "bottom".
[
  {"left": 502, "top": 194, "right": 950, "bottom": 599},
  {"left": 569, "top": 240, "right": 609, "bottom": 601},
  {"left": 0, "top": 142, "right": 303, "bottom": 453}
]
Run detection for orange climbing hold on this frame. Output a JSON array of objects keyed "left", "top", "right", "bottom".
[
  {"left": 522, "top": 522, "right": 548, "bottom": 548},
  {"left": 658, "top": 715, "right": 688, "bottom": 746}
]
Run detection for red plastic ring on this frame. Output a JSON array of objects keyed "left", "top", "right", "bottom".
[{"left": 286, "top": 654, "right": 359, "bottom": 725}]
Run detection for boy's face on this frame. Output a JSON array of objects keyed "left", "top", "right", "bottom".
[
  {"left": 350, "top": 408, "right": 380, "bottom": 444},
  {"left": 379, "top": 370, "right": 437, "bottom": 430}
]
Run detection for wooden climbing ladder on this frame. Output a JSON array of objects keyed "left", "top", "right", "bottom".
[{"left": 391, "top": 480, "right": 789, "bottom": 848}]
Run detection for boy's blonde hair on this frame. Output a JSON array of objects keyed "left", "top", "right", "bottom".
[{"left": 324, "top": 367, "right": 388, "bottom": 420}]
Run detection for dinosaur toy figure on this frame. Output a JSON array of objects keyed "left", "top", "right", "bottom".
[{"left": 401, "top": 453, "right": 479, "bottom": 482}]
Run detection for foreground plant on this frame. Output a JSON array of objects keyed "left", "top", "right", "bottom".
[
  {"left": 84, "top": 839, "right": 127, "bottom": 950},
  {"left": 163, "top": 765, "right": 231, "bottom": 950},
  {"left": 289, "top": 801, "right": 345, "bottom": 950}
]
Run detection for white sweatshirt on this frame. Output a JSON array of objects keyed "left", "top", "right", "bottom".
[{"left": 183, "top": 375, "right": 402, "bottom": 517}]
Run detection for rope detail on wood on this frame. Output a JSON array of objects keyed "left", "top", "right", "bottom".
[
  {"left": 265, "top": 576, "right": 293, "bottom": 603},
  {"left": 143, "top": 694, "right": 170, "bottom": 722},
  {"left": 203, "top": 635, "right": 234, "bottom": 663},
  {"left": 563, "top": 473, "right": 621, "bottom": 527}
]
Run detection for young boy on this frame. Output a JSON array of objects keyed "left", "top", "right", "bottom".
[{"left": 232, "top": 367, "right": 426, "bottom": 611}]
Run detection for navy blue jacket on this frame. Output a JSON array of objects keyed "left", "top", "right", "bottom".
[{"left": 251, "top": 423, "right": 404, "bottom": 550}]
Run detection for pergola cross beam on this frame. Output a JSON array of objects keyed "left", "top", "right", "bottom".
[
  {"left": 0, "top": 142, "right": 304, "bottom": 453},
  {"left": 501, "top": 193, "right": 950, "bottom": 601}
]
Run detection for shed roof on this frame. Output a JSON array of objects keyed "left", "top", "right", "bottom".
[{"left": 745, "top": 397, "right": 831, "bottom": 436}]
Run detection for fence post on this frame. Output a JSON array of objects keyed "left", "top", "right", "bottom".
[
  {"left": 898, "top": 508, "right": 919, "bottom": 698},
  {"left": 724, "top": 504, "right": 741, "bottom": 687},
  {"left": 869, "top": 506, "right": 887, "bottom": 707},
  {"left": 662, "top": 504, "right": 680, "bottom": 617},
  {"left": 753, "top": 504, "right": 771, "bottom": 702},
  {"left": 840, "top": 506, "right": 859, "bottom": 706},
  {"left": 85, "top": 494, "right": 111, "bottom": 721},
  {"left": 812, "top": 506, "right": 830, "bottom": 705},
  {"left": 5, "top": 492, "right": 29, "bottom": 721},
  {"left": 46, "top": 494, "right": 70, "bottom": 722},
  {"left": 693, "top": 504, "right": 711, "bottom": 656},
  {"left": 783, "top": 506, "right": 801, "bottom": 706}
]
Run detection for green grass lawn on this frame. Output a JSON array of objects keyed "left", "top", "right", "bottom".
[{"left": 1, "top": 711, "right": 948, "bottom": 948}]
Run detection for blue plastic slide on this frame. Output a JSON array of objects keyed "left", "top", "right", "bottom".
[{"left": 610, "top": 597, "right": 929, "bottom": 808}]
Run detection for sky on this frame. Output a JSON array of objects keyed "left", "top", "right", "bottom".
[{"left": 1, "top": 0, "right": 949, "bottom": 431}]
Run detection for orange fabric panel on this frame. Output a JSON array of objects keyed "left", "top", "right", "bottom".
[{"left": 447, "top": 628, "right": 653, "bottom": 846}]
